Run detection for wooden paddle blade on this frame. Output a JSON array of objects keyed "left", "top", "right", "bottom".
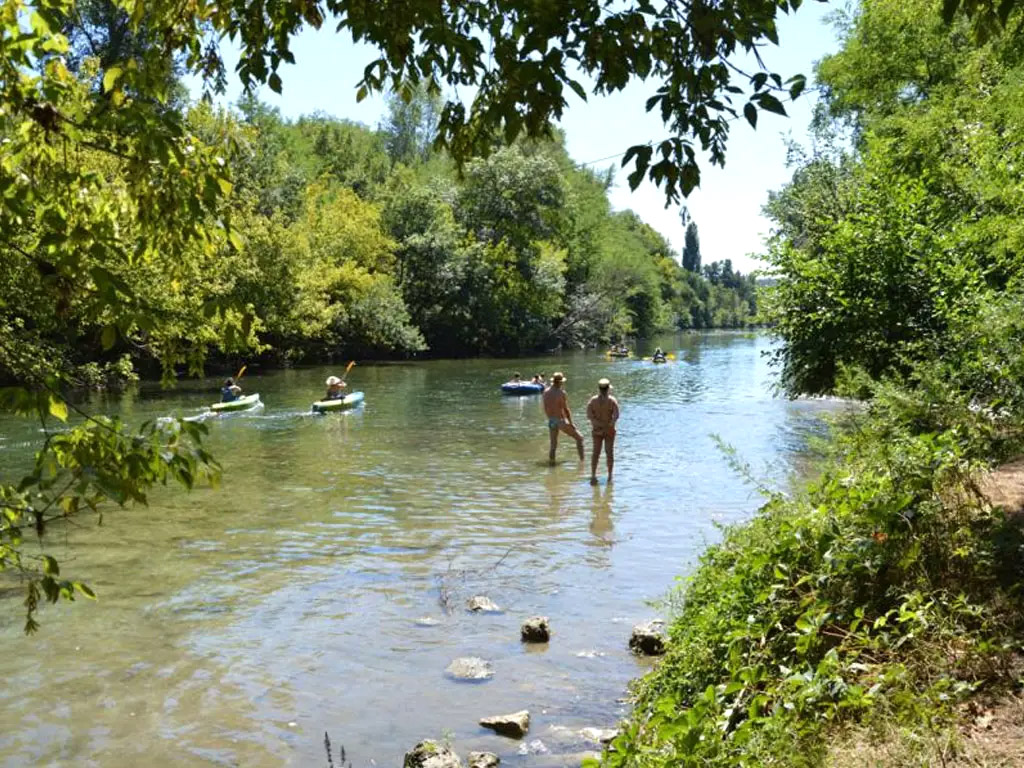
[{"left": 235, "top": 365, "right": 247, "bottom": 381}]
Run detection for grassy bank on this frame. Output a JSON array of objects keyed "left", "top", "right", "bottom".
[{"left": 592, "top": 304, "right": 1024, "bottom": 766}]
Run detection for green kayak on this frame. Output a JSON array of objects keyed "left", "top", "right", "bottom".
[
  {"left": 311, "top": 391, "right": 365, "bottom": 413},
  {"left": 210, "top": 393, "right": 261, "bottom": 412}
]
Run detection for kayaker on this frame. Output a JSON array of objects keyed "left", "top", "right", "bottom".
[
  {"left": 325, "top": 375, "right": 348, "bottom": 400},
  {"left": 653, "top": 347, "right": 666, "bottom": 362},
  {"left": 587, "top": 378, "right": 620, "bottom": 485},
  {"left": 221, "top": 378, "right": 242, "bottom": 402},
  {"left": 542, "top": 372, "right": 585, "bottom": 465}
]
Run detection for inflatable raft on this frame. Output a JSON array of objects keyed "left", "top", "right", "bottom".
[
  {"left": 501, "top": 382, "right": 544, "bottom": 395},
  {"left": 210, "top": 393, "right": 261, "bottom": 412},
  {"left": 311, "top": 391, "right": 365, "bottom": 413}
]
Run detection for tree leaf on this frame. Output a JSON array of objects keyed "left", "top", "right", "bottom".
[
  {"left": 744, "top": 102, "right": 758, "bottom": 128},
  {"left": 758, "top": 93, "right": 788, "bottom": 116},
  {"left": 48, "top": 395, "right": 68, "bottom": 422},
  {"left": 101, "top": 324, "right": 117, "bottom": 350},
  {"left": 102, "top": 66, "right": 122, "bottom": 93}
]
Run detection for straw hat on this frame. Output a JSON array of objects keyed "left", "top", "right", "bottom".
[
  {"left": 598, "top": 378, "right": 612, "bottom": 389},
  {"left": 326, "top": 376, "right": 342, "bottom": 386},
  {"left": 552, "top": 372, "right": 566, "bottom": 383}
]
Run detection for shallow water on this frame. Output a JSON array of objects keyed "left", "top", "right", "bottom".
[{"left": 0, "top": 333, "right": 839, "bottom": 767}]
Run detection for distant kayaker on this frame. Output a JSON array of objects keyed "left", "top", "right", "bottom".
[
  {"left": 221, "top": 378, "right": 242, "bottom": 402},
  {"left": 543, "top": 372, "right": 585, "bottom": 465},
  {"left": 586, "top": 378, "right": 620, "bottom": 485},
  {"left": 325, "top": 375, "right": 348, "bottom": 400},
  {"left": 653, "top": 347, "right": 666, "bottom": 362}
]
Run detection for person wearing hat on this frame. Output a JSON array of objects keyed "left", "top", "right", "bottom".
[
  {"left": 542, "top": 372, "right": 585, "bottom": 465},
  {"left": 324, "top": 375, "right": 348, "bottom": 400},
  {"left": 586, "top": 378, "right": 620, "bottom": 484}
]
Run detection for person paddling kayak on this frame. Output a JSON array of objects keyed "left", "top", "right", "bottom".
[
  {"left": 587, "top": 377, "right": 620, "bottom": 484},
  {"left": 543, "top": 372, "right": 585, "bottom": 465},
  {"left": 652, "top": 347, "right": 666, "bottom": 362},
  {"left": 221, "top": 377, "right": 242, "bottom": 402},
  {"left": 324, "top": 375, "right": 348, "bottom": 400}
]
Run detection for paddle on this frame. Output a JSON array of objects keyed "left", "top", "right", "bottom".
[
  {"left": 234, "top": 364, "right": 247, "bottom": 382},
  {"left": 343, "top": 360, "right": 356, "bottom": 381}
]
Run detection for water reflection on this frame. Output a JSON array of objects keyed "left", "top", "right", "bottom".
[{"left": 0, "top": 332, "right": 840, "bottom": 767}]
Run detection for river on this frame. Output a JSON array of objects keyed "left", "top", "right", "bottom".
[{"left": 0, "top": 333, "right": 838, "bottom": 767}]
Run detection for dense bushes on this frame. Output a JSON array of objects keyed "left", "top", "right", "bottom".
[
  {"left": 597, "top": 297, "right": 1024, "bottom": 766},
  {"left": 600, "top": 0, "right": 1024, "bottom": 763}
]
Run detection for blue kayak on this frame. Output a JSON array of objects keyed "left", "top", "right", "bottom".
[{"left": 501, "top": 382, "right": 544, "bottom": 395}]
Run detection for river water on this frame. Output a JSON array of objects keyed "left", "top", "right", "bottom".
[{"left": 0, "top": 333, "right": 837, "bottom": 767}]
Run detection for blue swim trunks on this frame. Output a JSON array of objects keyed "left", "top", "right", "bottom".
[{"left": 548, "top": 417, "right": 566, "bottom": 429}]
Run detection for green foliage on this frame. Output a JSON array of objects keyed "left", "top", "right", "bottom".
[
  {"left": 595, "top": 295, "right": 1024, "bottom": 767},
  {"left": 765, "top": 0, "right": 1024, "bottom": 395},
  {"left": 1, "top": 398, "right": 218, "bottom": 632},
  {"left": 682, "top": 222, "right": 702, "bottom": 273}
]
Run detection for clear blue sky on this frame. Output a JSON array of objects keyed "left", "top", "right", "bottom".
[{"left": 195, "top": 4, "right": 841, "bottom": 273}]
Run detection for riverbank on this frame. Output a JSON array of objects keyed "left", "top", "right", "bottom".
[
  {"left": 592, "top": 376, "right": 1024, "bottom": 766},
  {"left": 0, "top": 335, "right": 839, "bottom": 766}
]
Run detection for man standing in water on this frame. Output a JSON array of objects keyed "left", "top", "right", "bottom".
[
  {"left": 586, "top": 378, "right": 620, "bottom": 484},
  {"left": 543, "top": 372, "right": 585, "bottom": 465}
]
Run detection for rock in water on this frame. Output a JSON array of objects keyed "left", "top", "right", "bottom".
[
  {"left": 404, "top": 740, "right": 463, "bottom": 768},
  {"left": 520, "top": 616, "right": 550, "bottom": 643},
  {"left": 629, "top": 620, "right": 666, "bottom": 656},
  {"left": 479, "top": 710, "right": 530, "bottom": 738},
  {"left": 467, "top": 752, "right": 500, "bottom": 768},
  {"left": 580, "top": 727, "right": 619, "bottom": 744},
  {"left": 445, "top": 657, "right": 494, "bottom": 680},
  {"left": 467, "top": 595, "right": 502, "bottom": 613}
]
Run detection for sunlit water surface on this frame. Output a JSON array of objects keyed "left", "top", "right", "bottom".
[{"left": 0, "top": 333, "right": 840, "bottom": 767}]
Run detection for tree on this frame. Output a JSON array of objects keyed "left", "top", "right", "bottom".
[
  {"left": 682, "top": 222, "right": 702, "bottom": 273},
  {"left": 764, "top": 0, "right": 1023, "bottom": 395},
  {"left": 381, "top": 82, "right": 442, "bottom": 165}
]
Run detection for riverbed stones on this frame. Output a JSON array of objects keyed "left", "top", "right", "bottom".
[
  {"left": 629, "top": 620, "right": 666, "bottom": 656},
  {"left": 467, "top": 752, "right": 500, "bottom": 768},
  {"left": 403, "top": 740, "right": 463, "bottom": 768},
  {"left": 467, "top": 595, "right": 502, "bottom": 613},
  {"left": 520, "top": 616, "right": 550, "bottom": 643},
  {"left": 479, "top": 709, "right": 530, "bottom": 738},
  {"left": 445, "top": 657, "right": 494, "bottom": 680},
  {"left": 580, "top": 727, "right": 619, "bottom": 744}
]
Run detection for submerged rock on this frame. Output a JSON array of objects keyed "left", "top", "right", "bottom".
[
  {"left": 479, "top": 709, "right": 530, "bottom": 738},
  {"left": 629, "top": 620, "right": 666, "bottom": 656},
  {"left": 467, "top": 595, "right": 502, "bottom": 613},
  {"left": 467, "top": 752, "right": 500, "bottom": 768},
  {"left": 516, "top": 738, "right": 549, "bottom": 755},
  {"left": 520, "top": 616, "right": 550, "bottom": 643},
  {"left": 404, "top": 740, "right": 463, "bottom": 768},
  {"left": 445, "top": 657, "right": 494, "bottom": 680},
  {"left": 580, "top": 727, "right": 619, "bottom": 744},
  {"left": 415, "top": 616, "right": 441, "bottom": 626}
]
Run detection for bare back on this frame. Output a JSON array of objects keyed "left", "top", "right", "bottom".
[
  {"left": 543, "top": 385, "right": 567, "bottom": 419},
  {"left": 587, "top": 393, "right": 619, "bottom": 433}
]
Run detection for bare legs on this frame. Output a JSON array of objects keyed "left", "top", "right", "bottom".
[
  {"left": 550, "top": 423, "right": 585, "bottom": 464},
  {"left": 590, "top": 431, "right": 615, "bottom": 483}
]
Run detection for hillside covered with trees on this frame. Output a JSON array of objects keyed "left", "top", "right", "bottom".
[{"left": 2, "top": 77, "right": 759, "bottom": 390}]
